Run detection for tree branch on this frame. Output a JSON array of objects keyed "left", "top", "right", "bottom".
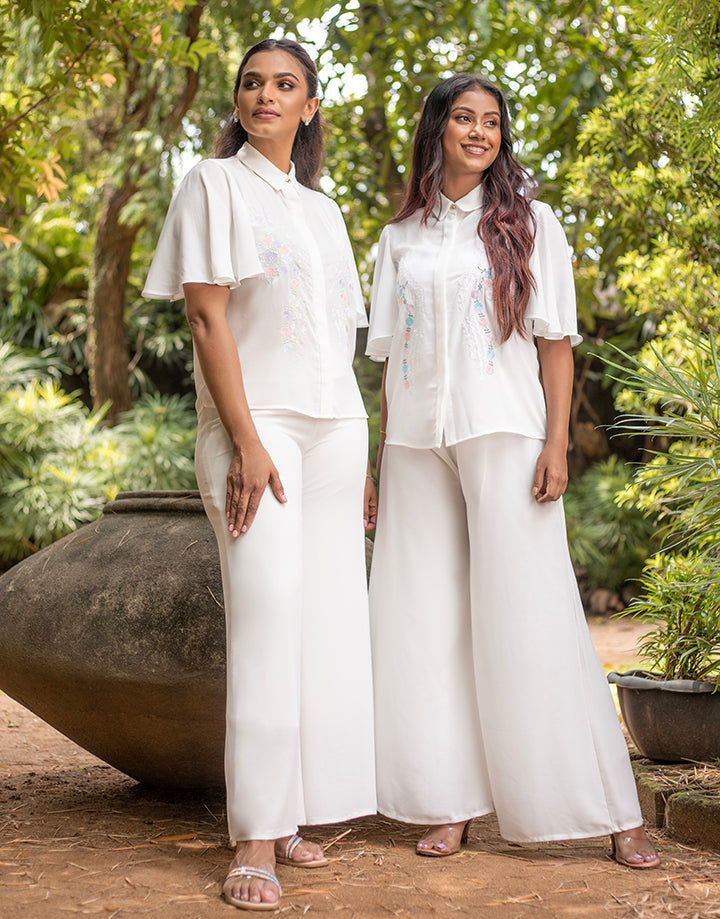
[{"left": 0, "top": 39, "right": 98, "bottom": 138}]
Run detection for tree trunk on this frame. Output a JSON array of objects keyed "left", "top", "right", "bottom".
[
  {"left": 86, "top": 1, "right": 205, "bottom": 422},
  {"left": 363, "top": 97, "right": 406, "bottom": 211},
  {"left": 359, "top": 2, "right": 406, "bottom": 211},
  {"left": 88, "top": 180, "right": 138, "bottom": 424}
]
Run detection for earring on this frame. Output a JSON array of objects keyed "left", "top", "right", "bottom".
[
  {"left": 231, "top": 113, "right": 239, "bottom": 125},
  {"left": 304, "top": 119, "right": 311, "bottom": 126}
]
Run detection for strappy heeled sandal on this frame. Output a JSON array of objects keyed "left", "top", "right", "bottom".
[
  {"left": 275, "top": 832, "right": 329, "bottom": 868},
  {"left": 416, "top": 820, "right": 470, "bottom": 857},
  {"left": 222, "top": 865, "right": 282, "bottom": 911},
  {"left": 610, "top": 832, "right": 660, "bottom": 869}
]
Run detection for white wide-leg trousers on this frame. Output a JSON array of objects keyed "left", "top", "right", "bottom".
[
  {"left": 196, "top": 409, "right": 376, "bottom": 843},
  {"left": 370, "top": 433, "right": 642, "bottom": 843}
]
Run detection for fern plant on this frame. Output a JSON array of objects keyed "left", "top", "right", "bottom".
[{"left": 606, "top": 334, "right": 720, "bottom": 683}]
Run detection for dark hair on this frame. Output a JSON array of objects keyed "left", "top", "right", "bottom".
[
  {"left": 214, "top": 38, "right": 325, "bottom": 190},
  {"left": 393, "top": 74, "right": 537, "bottom": 342}
]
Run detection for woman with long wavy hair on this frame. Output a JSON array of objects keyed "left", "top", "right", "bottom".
[
  {"left": 144, "top": 38, "right": 377, "bottom": 910},
  {"left": 367, "top": 74, "right": 659, "bottom": 869}
]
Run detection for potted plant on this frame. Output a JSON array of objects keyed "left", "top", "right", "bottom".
[{"left": 604, "top": 335, "right": 720, "bottom": 762}]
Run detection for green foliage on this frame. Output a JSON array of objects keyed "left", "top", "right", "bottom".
[
  {"left": 642, "top": 0, "right": 720, "bottom": 161},
  {"left": 621, "top": 552, "right": 720, "bottom": 685},
  {"left": 610, "top": 335, "right": 720, "bottom": 549},
  {"left": 0, "top": 0, "right": 213, "bottom": 211},
  {"left": 0, "top": 197, "right": 91, "bottom": 372},
  {"left": 111, "top": 392, "right": 197, "bottom": 492},
  {"left": 0, "top": 346, "right": 197, "bottom": 569},
  {"left": 0, "top": 369, "right": 116, "bottom": 565},
  {"left": 563, "top": 455, "right": 657, "bottom": 591},
  {"left": 608, "top": 334, "right": 720, "bottom": 682}
]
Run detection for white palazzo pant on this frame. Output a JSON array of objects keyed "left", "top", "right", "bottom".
[
  {"left": 196, "top": 409, "right": 376, "bottom": 843},
  {"left": 370, "top": 433, "right": 642, "bottom": 843}
]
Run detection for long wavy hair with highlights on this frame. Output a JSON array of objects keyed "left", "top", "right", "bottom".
[
  {"left": 214, "top": 38, "right": 325, "bottom": 190},
  {"left": 393, "top": 74, "right": 537, "bottom": 342}
]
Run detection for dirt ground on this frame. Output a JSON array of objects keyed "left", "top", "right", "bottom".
[{"left": 3, "top": 616, "right": 720, "bottom": 919}]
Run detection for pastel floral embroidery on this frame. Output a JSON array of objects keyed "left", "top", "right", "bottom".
[
  {"left": 397, "top": 280, "right": 415, "bottom": 389},
  {"left": 252, "top": 216, "right": 309, "bottom": 353},
  {"left": 258, "top": 233, "right": 291, "bottom": 278},
  {"left": 279, "top": 266, "right": 303, "bottom": 353},
  {"left": 460, "top": 268, "right": 496, "bottom": 374},
  {"left": 331, "top": 260, "right": 357, "bottom": 357}
]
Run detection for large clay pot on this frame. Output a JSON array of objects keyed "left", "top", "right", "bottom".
[
  {"left": 0, "top": 491, "right": 226, "bottom": 789},
  {"left": 608, "top": 669, "right": 720, "bottom": 762}
]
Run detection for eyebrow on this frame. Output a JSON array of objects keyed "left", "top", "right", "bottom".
[
  {"left": 452, "top": 105, "right": 501, "bottom": 117},
  {"left": 242, "top": 70, "right": 300, "bottom": 81}
]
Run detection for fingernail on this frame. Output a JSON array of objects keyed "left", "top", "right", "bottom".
[{"left": 241, "top": 525, "right": 248, "bottom": 532}]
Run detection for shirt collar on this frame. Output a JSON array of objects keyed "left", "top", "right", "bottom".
[
  {"left": 436, "top": 183, "right": 484, "bottom": 219},
  {"left": 236, "top": 142, "right": 298, "bottom": 191}
]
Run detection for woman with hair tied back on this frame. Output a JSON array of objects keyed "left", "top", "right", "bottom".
[
  {"left": 143, "top": 38, "right": 376, "bottom": 911},
  {"left": 367, "top": 74, "right": 659, "bottom": 869}
]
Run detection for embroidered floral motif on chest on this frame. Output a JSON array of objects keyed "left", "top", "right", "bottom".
[
  {"left": 396, "top": 280, "right": 414, "bottom": 390},
  {"left": 334, "top": 267, "right": 356, "bottom": 354},
  {"left": 258, "top": 233, "right": 290, "bottom": 278},
  {"left": 253, "top": 219, "right": 303, "bottom": 353},
  {"left": 471, "top": 269, "right": 496, "bottom": 375}
]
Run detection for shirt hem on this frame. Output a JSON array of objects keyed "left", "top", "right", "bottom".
[
  {"left": 198, "top": 401, "right": 367, "bottom": 421},
  {"left": 383, "top": 427, "right": 547, "bottom": 450}
]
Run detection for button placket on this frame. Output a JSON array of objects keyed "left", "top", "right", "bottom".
[
  {"left": 433, "top": 207, "right": 458, "bottom": 444},
  {"left": 281, "top": 183, "right": 332, "bottom": 415}
]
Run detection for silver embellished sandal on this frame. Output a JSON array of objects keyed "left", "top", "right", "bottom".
[
  {"left": 222, "top": 865, "right": 282, "bottom": 911},
  {"left": 275, "top": 832, "right": 329, "bottom": 868}
]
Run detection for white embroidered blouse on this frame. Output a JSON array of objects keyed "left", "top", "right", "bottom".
[
  {"left": 143, "top": 143, "right": 368, "bottom": 419},
  {"left": 366, "top": 185, "right": 582, "bottom": 449}
]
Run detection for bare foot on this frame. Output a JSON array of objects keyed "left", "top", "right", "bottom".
[
  {"left": 275, "top": 833, "right": 327, "bottom": 866},
  {"left": 612, "top": 827, "right": 660, "bottom": 869},
  {"left": 223, "top": 839, "right": 280, "bottom": 907},
  {"left": 416, "top": 821, "right": 469, "bottom": 857}
]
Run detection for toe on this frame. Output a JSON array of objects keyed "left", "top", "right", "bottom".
[
  {"left": 298, "top": 841, "right": 323, "bottom": 862},
  {"left": 237, "top": 880, "right": 251, "bottom": 902}
]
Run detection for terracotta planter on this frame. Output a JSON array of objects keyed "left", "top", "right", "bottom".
[
  {"left": 0, "top": 491, "right": 226, "bottom": 789},
  {"left": 608, "top": 669, "right": 720, "bottom": 763}
]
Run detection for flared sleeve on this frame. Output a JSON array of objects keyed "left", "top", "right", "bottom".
[
  {"left": 366, "top": 226, "right": 397, "bottom": 361},
  {"left": 142, "top": 158, "right": 263, "bottom": 301},
  {"left": 525, "top": 202, "right": 582, "bottom": 347}
]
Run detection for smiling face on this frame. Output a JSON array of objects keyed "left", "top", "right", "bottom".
[
  {"left": 233, "top": 48, "right": 319, "bottom": 158},
  {"left": 441, "top": 88, "right": 502, "bottom": 199}
]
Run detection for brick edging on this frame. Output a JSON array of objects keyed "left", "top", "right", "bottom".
[{"left": 633, "top": 763, "right": 720, "bottom": 852}]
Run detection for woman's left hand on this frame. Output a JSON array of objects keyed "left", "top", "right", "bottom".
[
  {"left": 364, "top": 476, "right": 378, "bottom": 530},
  {"left": 532, "top": 441, "right": 568, "bottom": 503}
]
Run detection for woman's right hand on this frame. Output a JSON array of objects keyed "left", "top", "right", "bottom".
[{"left": 225, "top": 439, "right": 286, "bottom": 536}]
